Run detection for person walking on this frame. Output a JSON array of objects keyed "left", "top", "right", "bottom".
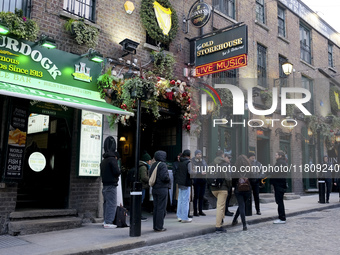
[
  {"left": 270, "top": 150, "right": 288, "bottom": 224},
  {"left": 248, "top": 152, "right": 262, "bottom": 215},
  {"left": 231, "top": 155, "right": 252, "bottom": 231},
  {"left": 322, "top": 155, "right": 334, "bottom": 203},
  {"left": 192, "top": 150, "right": 207, "bottom": 217},
  {"left": 149, "top": 150, "right": 171, "bottom": 232},
  {"left": 100, "top": 136, "right": 121, "bottom": 229},
  {"left": 209, "top": 150, "right": 232, "bottom": 233},
  {"left": 176, "top": 149, "right": 193, "bottom": 223},
  {"left": 139, "top": 152, "right": 152, "bottom": 221}
]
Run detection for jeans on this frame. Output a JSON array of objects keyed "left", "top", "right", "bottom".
[
  {"left": 273, "top": 185, "right": 286, "bottom": 221},
  {"left": 212, "top": 190, "right": 228, "bottom": 228},
  {"left": 177, "top": 186, "right": 190, "bottom": 221},
  {"left": 233, "top": 191, "right": 251, "bottom": 226},
  {"left": 102, "top": 185, "right": 117, "bottom": 224},
  {"left": 142, "top": 189, "right": 146, "bottom": 204},
  {"left": 152, "top": 188, "right": 168, "bottom": 230},
  {"left": 193, "top": 179, "right": 206, "bottom": 214}
]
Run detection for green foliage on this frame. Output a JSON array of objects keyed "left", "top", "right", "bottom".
[
  {"left": 329, "top": 86, "right": 340, "bottom": 115},
  {"left": 140, "top": 0, "right": 179, "bottom": 44},
  {"left": 260, "top": 90, "right": 273, "bottom": 108},
  {"left": 0, "top": 9, "right": 39, "bottom": 41},
  {"left": 97, "top": 70, "right": 120, "bottom": 99},
  {"left": 64, "top": 18, "right": 99, "bottom": 48},
  {"left": 150, "top": 50, "right": 176, "bottom": 79}
]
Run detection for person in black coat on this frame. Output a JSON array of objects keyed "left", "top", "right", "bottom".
[
  {"left": 100, "top": 136, "right": 121, "bottom": 228},
  {"left": 192, "top": 150, "right": 207, "bottom": 216},
  {"left": 248, "top": 152, "right": 263, "bottom": 215},
  {"left": 270, "top": 150, "right": 287, "bottom": 224},
  {"left": 149, "top": 150, "right": 170, "bottom": 231}
]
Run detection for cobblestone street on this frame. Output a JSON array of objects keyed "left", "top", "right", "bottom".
[{"left": 114, "top": 208, "right": 340, "bottom": 255}]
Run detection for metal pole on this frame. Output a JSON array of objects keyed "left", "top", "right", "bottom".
[{"left": 129, "top": 98, "right": 142, "bottom": 237}]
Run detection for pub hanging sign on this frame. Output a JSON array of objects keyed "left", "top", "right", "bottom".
[
  {"left": 189, "top": 2, "right": 212, "bottom": 27},
  {"left": 195, "top": 25, "right": 248, "bottom": 76}
]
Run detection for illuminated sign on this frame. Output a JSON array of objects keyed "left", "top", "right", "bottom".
[{"left": 195, "top": 54, "right": 247, "bottom": 77}]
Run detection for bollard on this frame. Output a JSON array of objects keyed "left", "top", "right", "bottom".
[
  {"left": 129, "top": 181, "right": 142, "bottom": 237},
  {"left": 245, "top": 193, "right": 252, "bottom": 216},
  {"left": 318, "top": 180, "right": 326, "bottom": 204}
]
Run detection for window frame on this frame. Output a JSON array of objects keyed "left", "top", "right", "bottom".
[
  {"left": 299, "top": 23, "right": 312, "bottom": 64},
  {"left": 63, "top": 0, "right": 96, "bottom": 22},
  {"left": 301, "top": 76, "right": 314, "bottom": 114},
  {"left": 277, "top": 5, "right": 286, "bottom": 37},
  {"left": 328, "top": 43, "right": 334, "bottom": 68},
  {"left": 0, "top": 0, "right": 31, "bottom": 18},
  {"left": 213, "top": 0, "right": 236, "bottom": 20},
  {"left": 256, "top": 0, "right": 265, "bottom": 24},
  {"left": 257, "top": 43, "right": 267, "bottom": 88}
]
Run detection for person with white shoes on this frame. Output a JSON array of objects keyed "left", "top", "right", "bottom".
[{"left": 270, "top": 150, "right": 287, "bottom": 224}]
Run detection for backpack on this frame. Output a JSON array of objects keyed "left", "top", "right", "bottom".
[
  {"left": 113, "top": 204, "right": 128, "bottom": 228},
  {"left": 237, "top": 177, "right": 251, "bottom": 192}
]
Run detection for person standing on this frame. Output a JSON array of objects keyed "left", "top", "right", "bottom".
[
  {"left": 149, "top": 150, "right": 170, "bottom": 232},
  {"left": 322, "top": 155, "right": 334, "bottom": 203},
  {"left": 334, "top": 177, "right": 340, "bottom": 202},
  {"left": 139, "top": 152, "right": 152, "bottom": 221},
  {"left": 100, "top": 136, "right": 121, "bottom": 229},
  {"left": 270, "top": 150, "right": 287, "bottom": 224},
  {"left": 192, "top": 150, "right": 207, "bottom": 217},
  {"left": 176, "top": 149, "right": 193, "bottom": 223},
  {"left": 210, "top": 150, "right": 232, "bottom": 233},
  {"left": 248, "top": 152, "right": 262, "bottom": 215},
  {"left": 231, "top": 155, "right": 252, "bottom": 231}
]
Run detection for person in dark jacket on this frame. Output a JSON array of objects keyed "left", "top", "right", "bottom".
[
  {"left": 209, "top": 150, "right": 232, "bottom": 233},
  {"left": 192, "top": 149, "right": 207, "bottom": 217},
  {"left": 231, "top": 155, "right": 252, "bottom": 231},
  {"left": 176, "top": 149, "right": 193, "bottom": 223},
  {"left": 270, "top": 150, "right": 287, "bottom": 224},
  {"left": 148, "top": 150, "right": 170, "bottom": 231},
  {"left": 100, "top": 136, "right": 121, "bottom": 229},
  {"left": 321, "top": 155, "right": 334, "bottom": 203},
  {"left": 248, "top": 152, "right": 263, "bottom": 215}
]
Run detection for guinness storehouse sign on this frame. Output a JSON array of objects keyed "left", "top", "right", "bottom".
[
  {"left": 190, "top": 2, "right": 211, "bottom": 27},
  {"left": 195, "top": 25, "right": 248, "bottom": 76}
]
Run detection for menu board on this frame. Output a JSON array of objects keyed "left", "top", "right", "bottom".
[
  {"left": 5, "top": 104, "right": 28, "bottom": 179},
  {"left": 27, "top": 114, "right": 49, "bottom": 134},
  {"left": 78, "top": 110, "right": 103, "bottom": 177}
]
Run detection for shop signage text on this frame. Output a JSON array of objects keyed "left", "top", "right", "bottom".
[{"left": 189, "top": 2, "right": 212, "bottom": 27}]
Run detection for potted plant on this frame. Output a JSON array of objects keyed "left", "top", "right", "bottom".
[
  {"left": 0, "top": 9, "right": 39, "bottom": 41},
  {"left": 97, "top": 70, "right": 122, "bottom": 103},
  {"left": 150, "top": 50, "right": 176, "bottom": 79},
  {"left": 64, "top": 18, "right": 99, "bottom": 48}
]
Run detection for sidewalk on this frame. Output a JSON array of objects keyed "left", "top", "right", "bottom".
[{"left": 1, "top": 194, "right": 340, "bottom": 255}]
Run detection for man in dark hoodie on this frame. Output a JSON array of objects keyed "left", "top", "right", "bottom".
[
  {"left": 148, "top": 150, "right": 170, "bottom": 231},
  {"left": 100, "top": 136, "right": 121, "bottom": 229}
]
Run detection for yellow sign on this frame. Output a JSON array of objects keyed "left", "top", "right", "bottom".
[{"left": 153, "top": 1, "right": 172, "bottom": 35}]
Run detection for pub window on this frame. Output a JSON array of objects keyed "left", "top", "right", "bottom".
[
  {"left": 0, "top": 0, "right": 31, "bottom": 18},
  {"left": 212, "top": 69, "right": 238, "bottom": 86},
  {"left": 301, "top": 76, "right": 314, "bottom": 114},
  {"left": 63, "top": 0, "right": 96, "bottom": 22},
  {"left": 278, "top": 5, "right": 286, "bottom": 37},
  {"left": 213, "top": 0, "right": 235, "bottom": 19},
  {"left": 328, "top": 43, "right": 334, "bottom": 68},
  {"left": 160, "top": 126, "right": 176, "bottom": 146},
  {"left": 146, "top": 31, "right": 169, "bottom": 51},
  {"left": 300, "top": 23, "right": 312, "bottom": 64},
  {"left": 257, "top": 44, "right": 267, "bottom": 87},
  {"left": 255, "top": 0, "right": 265, "bottom": 24}
]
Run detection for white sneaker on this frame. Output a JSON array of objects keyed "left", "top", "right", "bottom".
[
  {"left": 273, "top": 219, "right": 286, "bottom": 224},
  {"left": 102, "top": 221, "right": 106, "bottom": 226},
  {"left": 177, "top": 218, "right": 182, "bottom": 222},
  {"left": 103, "top": 224, "right": 117, "bottom": 228},
  {"left": 181, "top": 218, "right": 192, "bottom": 223}
]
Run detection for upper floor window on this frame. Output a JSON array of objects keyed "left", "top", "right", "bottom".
[
  {"left": 257, "top": 44, "right": 267, "bottom": 87},
  {"left": 146, "top": 32, "right": 169, "bottom": 51},
  {"left": 301, "top": 76, "right": 314, "bottom": 114},
  {"left": 256, "top": 0, "right": 265, "bottom": 24},
  {"left": 0, "top": 0, "right": 31, "bottom": 17},
  {"left": 328, "top": 43, "right": 334, "bottom": 68},
  {"left": 300, "top": 24, "right": 311, "bottom": 64},
  {"left": 213, "top": 0, "right": 235, "bottom": 19},
  {"left": 278, "top": 5, "right": 286, "bottom": 37},
  {"left": 63, "top": 0, "right": 95, "bottom": 22},
  {"left": 212, "top": 69, "right": 238, "bottom": 86}
]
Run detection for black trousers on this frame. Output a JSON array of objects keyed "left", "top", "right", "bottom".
[
  {"left": 273, "top": 185, "right": 286, "bottom": 221},
  {"left": 325, "top": 178, "right": 332, "bottom": 202},
  {"left": 233, "top": 191, "right": 251, "bottom": 226},
  {"left": 152, "top": 188, "right": 168, "bottom": 230},
  {"left": 193, "top": 179, "right": 206, "bottom": 213},
  {"left": 250, "top": 182, "right": 260, "bottom": 212}
]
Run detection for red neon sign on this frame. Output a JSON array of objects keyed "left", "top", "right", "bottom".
[{"left": 195, "top": 54, "right": 247, "bottom": 77}]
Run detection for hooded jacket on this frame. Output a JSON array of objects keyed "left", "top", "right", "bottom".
[
  {"left": 100, "top": 136, "right": 121, "bottom": 186},
  {"left": 210, "top": 156, "right": 231, "bottom": 191},
  {"left": 148, "top": 151, "right": 170, "bottom": 189},
  {"left": 177, "top": 156, "right": 192, "bottom": 187}
]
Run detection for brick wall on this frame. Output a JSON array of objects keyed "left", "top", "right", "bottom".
[{"left": 0, "top": 184, "right": 17, "bottom": 234}]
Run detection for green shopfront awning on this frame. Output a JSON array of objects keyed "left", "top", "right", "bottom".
[{"left": 0, "top": 82, "right": 134, "bottom": 116}]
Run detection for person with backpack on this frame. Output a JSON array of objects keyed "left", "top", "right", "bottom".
[
  {"left": 270, "top": 150, "right": 288, "bottom": 224},
  {"left": 139, "top": 152, "right": 152, "bottom": 221},
  {"left": 231, "top": 155, "right": 252, "bottom": 231},
  {"left": 208, "top": 150, "right": 232, "bottom": 233},
  {"left": 148, "top": 150, "right": 170, "bottom": 232},
  {"left": 100, "top": 136, "right": 121, "bottom": 229},
  {"left": 176, "top": 149, "right": 193, "bottom": 223}
]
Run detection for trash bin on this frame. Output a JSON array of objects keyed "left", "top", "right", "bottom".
[
  {"left": 245, "top": 194, "right": 252, "bottom": 216},
  {"left": 318, "top": 180, "right": 326, "bottom": 204}
]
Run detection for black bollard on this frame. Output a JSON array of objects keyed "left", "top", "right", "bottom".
[
  {"left": 129, "top": 181, "right": 142, "bottom": 237},
  {"left": 318, "top": 180, "right": 326, "bottom": 204},
  {"left": 245, "top": 193, "right": 252, "bottom": 216}
]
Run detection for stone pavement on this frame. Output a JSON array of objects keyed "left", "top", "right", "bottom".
[{"left": 0, "top": 194, "right": 339, "bottom": 255}]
